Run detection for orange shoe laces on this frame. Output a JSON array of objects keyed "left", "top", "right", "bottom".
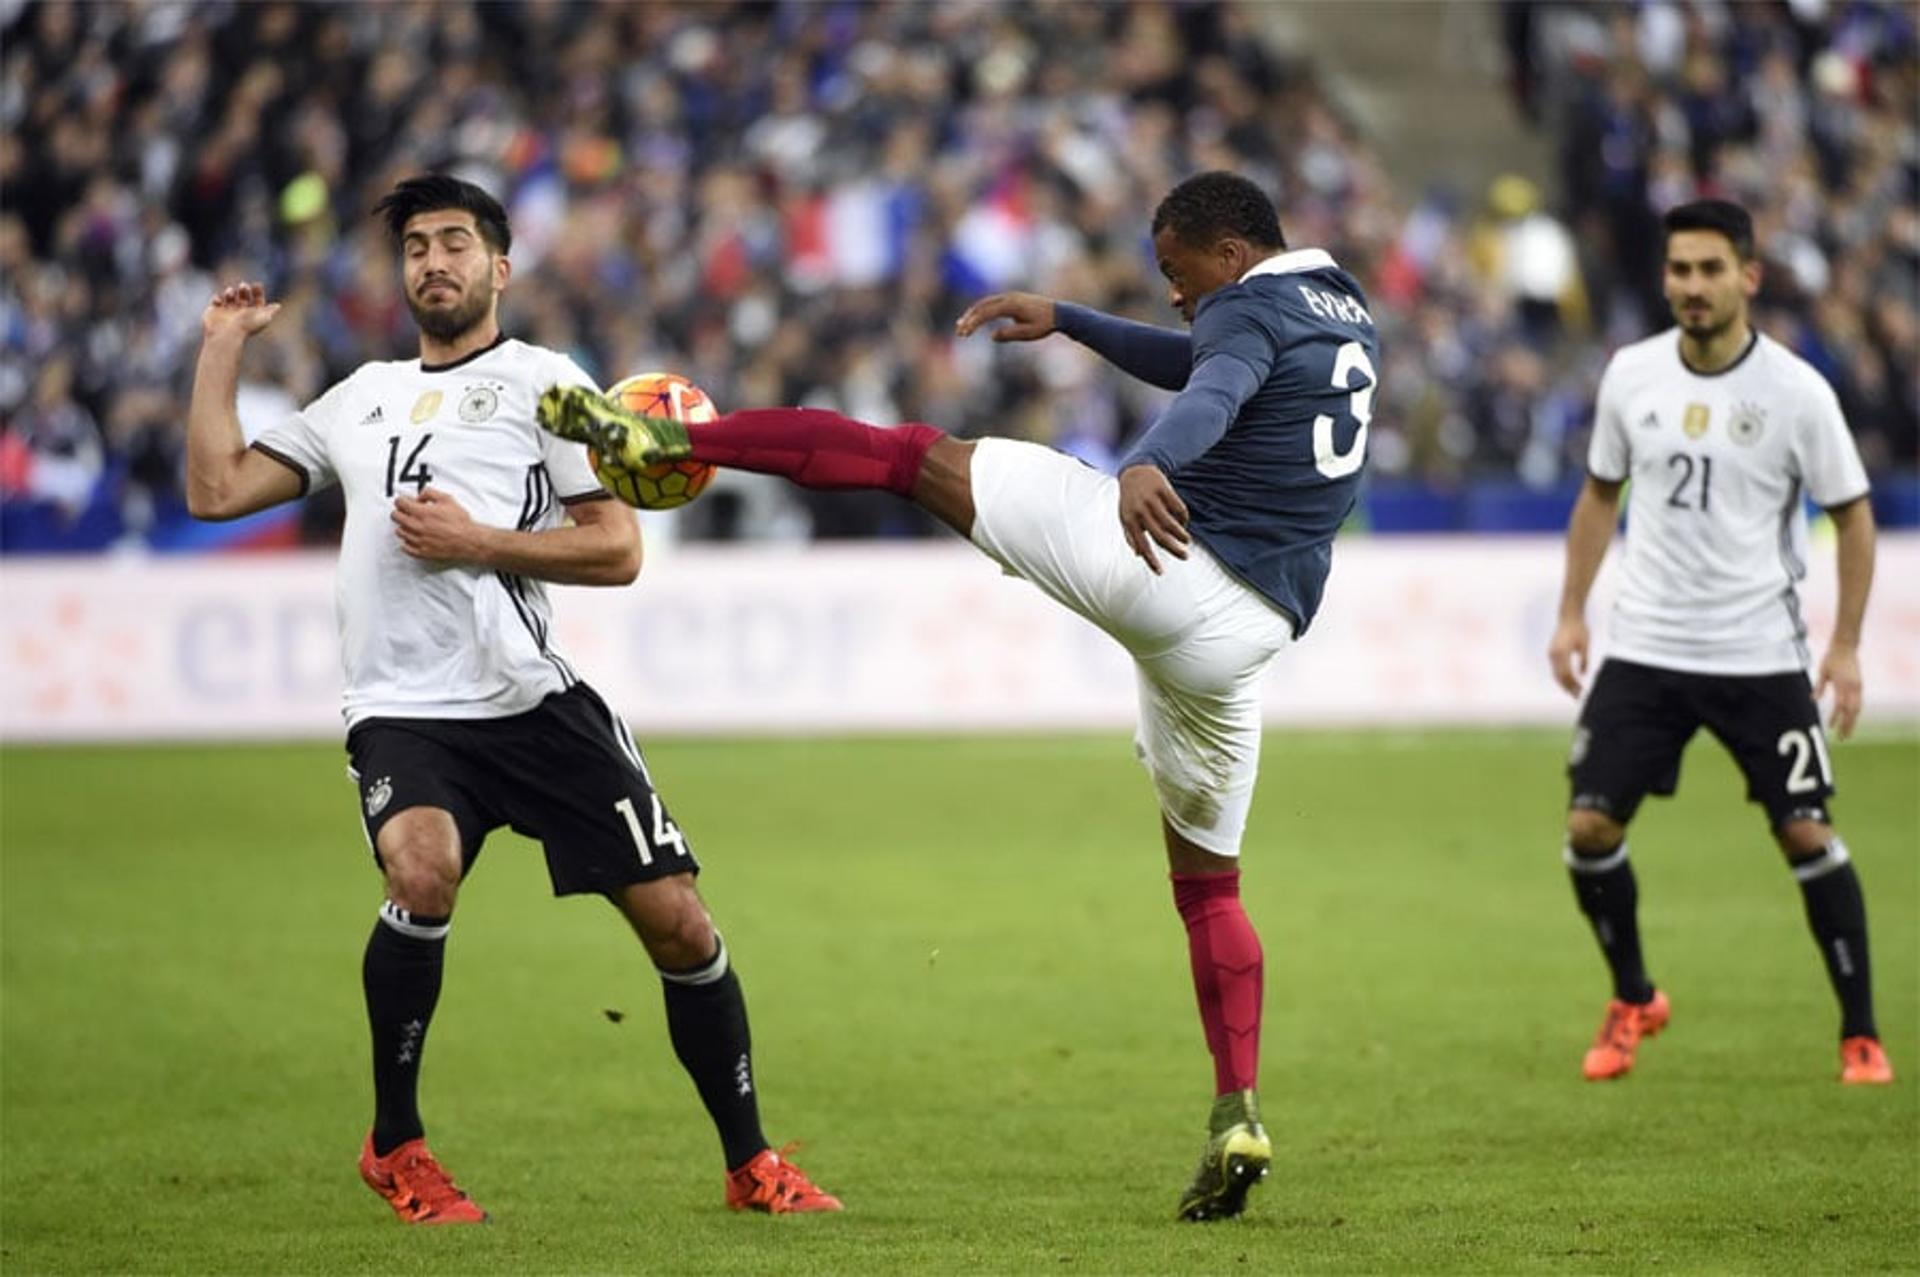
[
  {"left": 391, "top": 1148, "right": 475, "bottom": 1220},
  {"left": 742, "top": 1143, "right": 828, "bottom": 1207}
]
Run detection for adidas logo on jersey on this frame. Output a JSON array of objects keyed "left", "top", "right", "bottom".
[{"left": 359, "top": 406, "right": 385, "bottom": 426}]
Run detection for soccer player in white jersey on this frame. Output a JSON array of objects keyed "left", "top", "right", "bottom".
[
  {"left": 1548, "top": 199, "right": 1890, "bottom": 1086},
  {"left": 185, "top": 174, "right": 840, "bottom": 1223}
]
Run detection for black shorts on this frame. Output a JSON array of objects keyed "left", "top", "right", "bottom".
[
  {"left": 345, "top": 683, "right": 697, "bottom": 896},
  {"left": 1568, "top": 658, "right": 1836, "bottom": 828}
]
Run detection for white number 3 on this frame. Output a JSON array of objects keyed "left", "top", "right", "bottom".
[{"left": 1313, "top": 340, "right": 1375, "bottom": 479}]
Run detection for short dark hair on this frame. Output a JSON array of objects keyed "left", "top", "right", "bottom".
[
  {"left": 374, "top": 174, "right": 512, "bottom": 255},
  {"left": 1151, "top": 171, "right": 1286, "bottom": 251},
  {"left": 1662, "top": 198, "right": 1753, "bottom": 261}
]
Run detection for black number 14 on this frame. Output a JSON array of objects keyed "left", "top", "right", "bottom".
[
  {"left": 1666, "top": 452, "right": 1711, "bottom": 512},
  {"left": 386, "top": 434, "right": 434, "bottom": 497}
]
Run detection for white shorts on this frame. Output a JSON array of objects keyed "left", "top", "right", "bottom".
[{"left": 968, "top": 439, "right": 1296, "bottom": 855}]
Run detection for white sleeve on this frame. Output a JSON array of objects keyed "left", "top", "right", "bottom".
[
  {"left": 539, "top": 352, "right": 607, "bottom": 502},
  {"left": 1585, "top": 355, "right": 1630, "bottom": 481},
  {"left": 1796, "top": 373, "right": 1870, "bottom": 508},
  {"left": 254, "top": 377, "right": 349, "bottom": 493}
]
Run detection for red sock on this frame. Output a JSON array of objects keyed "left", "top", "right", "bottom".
[
  {"left": 688, "top": 408, "right": 942, "bottom": 496},
  {"left": 1171, "top": 871, "right": 1264, "bottom": 1095}
]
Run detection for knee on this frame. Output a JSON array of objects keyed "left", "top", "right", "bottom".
[
  {"left": 378, "top": 825, "right": 462, "bottom": 915},
  {"left": 1776, "top": 817, "right": 1835, "bottom": 861},
  {"left": 1566, "top": 808, "right": 1626, "bottom": 857},
  {"left": 617, "top": 878, "right": 717, "bottom": 970}
]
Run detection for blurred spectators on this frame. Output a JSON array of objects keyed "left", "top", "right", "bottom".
[
  {"left": 1510, "top": 0, "right": 1919, "bottom": 479},
  {"left": 2, "top": 0, "right": 1915, "bottom": 553}
]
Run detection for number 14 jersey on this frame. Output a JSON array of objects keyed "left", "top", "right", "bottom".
[
  {"left": 253, "top": 337, "right": 606, "bottom": 726},
  {"left": 1588, "top": 329, "right": 1869, "bottom": 675}
]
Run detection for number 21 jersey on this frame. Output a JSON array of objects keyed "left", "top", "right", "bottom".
[
  {"left": 253, "top": 337, "right": 607, "bottom": 726},
  {"left": 1588, "top": 329, "right": 1869, "bottom": 675}
]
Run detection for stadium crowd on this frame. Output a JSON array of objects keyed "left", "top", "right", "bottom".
[{"left": 2, "top": 0, "right": 1915, "bottom": 550}]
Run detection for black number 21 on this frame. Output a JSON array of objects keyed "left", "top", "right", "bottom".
[
  {"left": 386, "top": 434, "right": 434, "bottom": 497},
  {"left": 1666, "top": 452, "right": 1711, "bottom": 512}
]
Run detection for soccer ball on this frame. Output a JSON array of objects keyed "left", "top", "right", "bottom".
[{"left": 590, "top": 372, "right": 718, "bottom": 510}]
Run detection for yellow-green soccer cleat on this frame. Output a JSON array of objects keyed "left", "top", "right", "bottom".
[
  {"left": 536, "top": 384, "right": 690, "bottom": 470},
  {"left": 1176, "top": 1089, "right": 1272, "bottom": 1222}
]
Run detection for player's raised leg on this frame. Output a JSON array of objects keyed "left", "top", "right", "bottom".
[
  {"left": 611, "top": 876, "right": 843, "bottom": 1212},
  {"left": 537, "top": 390, "right": 967, "bottom": 529},
  {"left": 356, "top": 804, "right": 488, "bottom": 1224}
]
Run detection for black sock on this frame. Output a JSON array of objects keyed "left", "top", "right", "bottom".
[
  {"left": 364, "top": 902, "right": 449, "bottom": 1156},
  {"left": 660, "top": 938, "right": 767, "bottom": 1170},
  {"left": 1566, "top": 842, "right": 1655, "bottom": 1003},
  {"left": 1791, "top": 841, "right": 1877, "bottom": 1040}
]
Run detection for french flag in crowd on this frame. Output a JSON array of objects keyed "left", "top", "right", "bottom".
[
  {"left": 941, "top": 177, "right": 1033, "bottom": 298},
  {"left": 785, "top": 180, "right": 921, "bottom": 292}
]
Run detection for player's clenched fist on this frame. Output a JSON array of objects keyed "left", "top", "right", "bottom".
[
  {"left": 955, "top": 291, "right": 1058, "bottom": 342},
  {"left": 201, "top": 281, "right": 281, "bottom": 339},
  {"left": 392, "top": 487, "right": 486, "bottom": 564}
]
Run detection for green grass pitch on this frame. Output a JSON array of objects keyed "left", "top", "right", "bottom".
[{"left": 3, "top": 729, "right": 1915, "bottom": 1274}]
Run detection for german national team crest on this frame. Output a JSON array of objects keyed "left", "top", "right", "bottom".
[
  {"left": 365, "top": 775, "right": 393, "bottom": 818},
  {"left": 1728, "top": 401, "right": 1766, "bottom": 446},
  {"left": 410, "top": 391, "right": 443, "bottom": 424},
  {"left": 1682, "top": 403, "right": 1710, "bottom": 439},
  {"left": 458, "top": 385, "right": 499, "bottom": 423}
]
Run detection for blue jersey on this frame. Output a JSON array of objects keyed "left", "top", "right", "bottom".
[{"left": 1063, "top": 249, "right": 1377, "bottom": 633}]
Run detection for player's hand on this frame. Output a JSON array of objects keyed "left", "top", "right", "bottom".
[
  {"left": 393, "top": 487, "right": 486, "bottom": 565},
  {"left": 1814, "top": 642, "right": 1864, "bottom": 741},
  {"left": 1548, "top": 617, "right": 1591, "bottom": 697},
  {"left": 955, "top": 292, "right": 1057, "bottom": 342},
  {"left": 1118, "top": 464, "right": 1189, "bottom": 574},
  {"left": 201, "top": 281, "right": 281, "bottom": 341}
]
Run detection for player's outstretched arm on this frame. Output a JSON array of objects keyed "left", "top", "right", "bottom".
[
  {"left": 1815, "top": 496, "right": 1876, "bottom": 740},
  {"left": 1549, "top": 475, "right": 1625, "bottom": 696},
  {"left": 186, "top": 282, "right": 305, "bottom": 520},
  {"left": 391, "top": 487, "right": 641, "bottom": 586}
]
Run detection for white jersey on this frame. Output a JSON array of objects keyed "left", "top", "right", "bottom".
[
  {"left": 254, "top": 337, "right": 606, "bottom": 726},
  {"left": 1588, "top": 329, "right": 1869, "bottom": 675}
]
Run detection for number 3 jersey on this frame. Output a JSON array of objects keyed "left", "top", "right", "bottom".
[
  {"left": 252, "top": 337, "right": 609, "bottom": 726},
  {"left": 1588, "top": 329, "right": 1869, "bottom": 675}
]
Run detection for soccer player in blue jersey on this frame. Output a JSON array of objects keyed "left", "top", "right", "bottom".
[{"left": 540, "top": 171, "right": 1379, "bottom": 1221}]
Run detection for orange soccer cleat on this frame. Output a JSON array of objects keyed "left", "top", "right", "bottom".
[
  {"left": 725, "top": 1145, "right": 843, "bottom": 1215},
  {"left": 1840, "top": 1036, "right": 1894, "bottom": 1085},
  {"left": 1582, "top": 990, "right": 1672, "bottom": 1081},
  {"left": 358, "top": 1133, "right": 489, "bottom": 1225}
]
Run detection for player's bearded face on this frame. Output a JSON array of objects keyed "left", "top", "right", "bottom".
[
  {"left": 406, "top": 254, "right": 496, "bottom": 342},
  {"left": 1663, "top": 230, "right": 1756, "bottom": 340},
  {"left": 400, "top": 212, "right": 504, "bottom": 343}
]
